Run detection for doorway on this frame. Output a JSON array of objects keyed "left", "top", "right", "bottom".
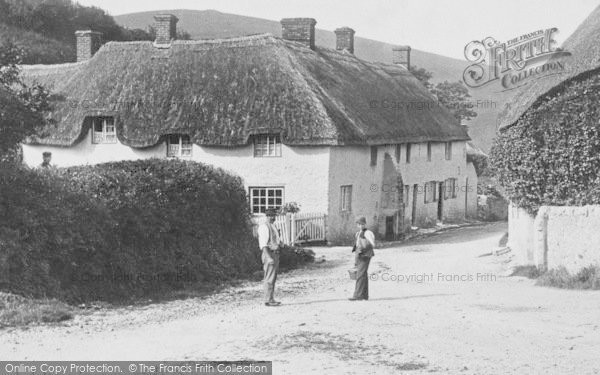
[
  {"left": 385, "top": 216, "right": 395, "bottom": 240},
  {"left": 411, "top": 184, "right": 418, "bottom": 226},
  {"left": 437, "top": 181, "right": 444, "bottom": 222}
]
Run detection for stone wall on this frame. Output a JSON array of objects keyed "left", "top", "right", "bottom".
[{"left": 508, "top": 203, "right": 600, "bottom": 272}]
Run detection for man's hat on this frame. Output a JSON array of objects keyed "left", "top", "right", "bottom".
[
  {"left": 42, "top": 152, "right": 52, "bottom": 157},
  {"left": 355, "top": 216, "right": 367, "bottom": 225},
  {"left": 265, "top": 207, "right": 279, "bottom": 217}
]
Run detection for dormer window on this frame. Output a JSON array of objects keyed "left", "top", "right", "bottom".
[
  {"left": 254, "top": 134, "right": 281, "bottom": 157},
  {"left": 92, "top": 117, "right": 116, "bottom": 144},
  {"left": 167, "top": 135, "right": 192, "bottom": 158}
]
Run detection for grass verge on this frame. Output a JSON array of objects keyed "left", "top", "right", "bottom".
[
  {"left": 536, "top": 265, "right": 600, "bottom": 290},
  {"left": 510, "top": 265, "right": 600, "bottom": 290},
  {"left": 0, "top": 292, "right": 73, "bottom": 328}
]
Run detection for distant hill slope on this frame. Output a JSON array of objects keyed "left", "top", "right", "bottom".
[
  {"left": 0, "top": 23, "right": 74, "bottom": 64},
  {"left": 115, "top": 9, "right": 510, "bottom": 152}
]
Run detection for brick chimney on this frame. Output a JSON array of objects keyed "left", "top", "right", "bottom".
[
  {"left": 334, "top": 27, "right": 355, "bottom": 54},
  {"left": 280, "top": 18, "right": 317, "bottom": 50},
  {"left": 75, "top": 30, "right": 103, "bottom": 62},
  {"left": 154, "top": 14, "right": 178, "bottom": 45},
  {"left": 392, "top": 46, "right": 411, "bottom": 69}
]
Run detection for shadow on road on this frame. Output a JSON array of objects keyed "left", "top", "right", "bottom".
[{"left": 282, "top": 293, "right": 455, "bottom": 306}]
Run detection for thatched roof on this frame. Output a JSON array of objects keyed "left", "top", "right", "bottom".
[
  {"left": 22, "top": 34, "right": 468, "bottom": 147},
  {"left": 498, "top": 5, "right": 600, "bottom": 130}
]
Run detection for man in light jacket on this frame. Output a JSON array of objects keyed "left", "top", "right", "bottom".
[
  {"left": 349, "top": 216, "right": 375, "bottom": 301},
  {"left": 257, "top": 208, "right": 283, "bottom": 306}
]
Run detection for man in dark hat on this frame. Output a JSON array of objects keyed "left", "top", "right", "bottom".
[
  {"left": 257, "top": 208, "right": 283, "bottom": 306},
  {"left": 349, "top": 216, "right": 375, "bottom": 301}
]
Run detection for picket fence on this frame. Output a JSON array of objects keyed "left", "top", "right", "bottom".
[{"left": 251, "top": 212, "right": 327, "bottom": 245}]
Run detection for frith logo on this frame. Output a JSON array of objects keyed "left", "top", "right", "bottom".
[{"left": 463, "top": 28, "right": 571, "bottom": 91}]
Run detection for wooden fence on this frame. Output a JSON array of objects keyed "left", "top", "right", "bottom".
[{"left": 251, "top": 212, "right": 327, "bottom": 245}]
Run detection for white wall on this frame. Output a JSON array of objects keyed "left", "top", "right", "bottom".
[
  {"left": 396, "top": 141, "right": 471, "bottom": 226},
  {"left": 23, "top": 133, "right": 474, "bottom": 244},
  {"left": 327, "top": 141, "right": 473, "bottom": 243},
  {"left": 507, "top": 203, "right": 536, "bottom": 266},
  {"left": 23, "top": 129, "right": 165, "bottom": 167},
  {"left": 327, "top": 146, "right": 387, "bottom": 243},
  {"left": 508, "top": 204, "right": 600, "bottom": 273},
  {"left": 191, "top": 144, "right": 330, "bottom": 214},
  {"left": 23, "top": 131, "right": 331, "bottom": 215},
  {"left": 465, "top": 161, "right": 478, "bottom": 218}
]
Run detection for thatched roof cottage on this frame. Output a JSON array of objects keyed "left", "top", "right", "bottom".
[{"left": 21, "top": 14, "right": 476, "bottom": 242}]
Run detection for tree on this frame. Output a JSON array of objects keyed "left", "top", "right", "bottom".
[
  {"left": 409, "top": 65, "right": 433, "bottom": 90},
  {"left": 409, "top": 66, "right": 477, "bottom": 123},
  {"left": 431, "top": 81, "right": 477, "bottom": 123},
  {"left": 0, "top": 39, "right": 50, "bottom": 158}
]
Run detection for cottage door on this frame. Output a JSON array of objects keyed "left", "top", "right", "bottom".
[
  {"left": 411, "top": 184, "right": 418, "bottom": 226},
  {"left": 437, "top": 182, "right": 444, "bottom": 222},
  {"left": 385, "top": 216, "right": 394, "bottom": 240}
]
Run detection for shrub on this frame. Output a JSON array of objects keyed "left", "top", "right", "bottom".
[
  {"left": 490, "top": 68, "right": 600, "bottom": 215},
  {"left": 1, "top": 160, "right": 262, "bottom": 302},
  {"left": 536, "top": 265, "right": 600, "bottom": 290},
  {"left": 278, "top": 245, "right": 315, "bottom": 271}
]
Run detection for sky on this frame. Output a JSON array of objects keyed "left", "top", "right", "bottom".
[{"left": 76, "top": 0, "right": 600, "bottom": 59}]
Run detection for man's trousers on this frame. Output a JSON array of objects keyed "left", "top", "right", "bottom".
[
  {"left": 353, "top": 252, "right": 371, "bottom": 300},
  {"left": 262, "top": 248, "right": 280, "bottom": 303}
]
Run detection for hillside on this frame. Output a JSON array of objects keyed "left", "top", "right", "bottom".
[
  {"left": 0, "top": 24, "right": 74, "bottom": 64},
  {"left": 115, "top": 9, "right": 507, "bottom": 152}
]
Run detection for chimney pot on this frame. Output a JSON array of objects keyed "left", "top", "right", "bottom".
[
  {"left": 334, "top": 27, "right": 355, "bottom": 54},
  {"left": 392, "top": 45, "right": 411, "bottom": 70},
  {"left": 154, "top": 14, "right": 179, "bottom": 45},
  {"left": 280, "top": 18, "right": 317, "bottom": 50},
  {"left": 75, "top": 30, "right": 103, "bottom": 62}
]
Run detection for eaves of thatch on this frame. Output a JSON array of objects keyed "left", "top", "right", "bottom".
[
  {"left": 22, "top": 33, "right": 468, "bottom": 148},
  {"left": 498, "top": 4, "right": 600, "bottom": 131}
]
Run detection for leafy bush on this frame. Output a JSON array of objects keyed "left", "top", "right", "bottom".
[
  {"left": 490, "top": 68, "right": 600, "bottom": 215},
  {"left": 0, "top": 159, "right": 263, "bottom": 302}
]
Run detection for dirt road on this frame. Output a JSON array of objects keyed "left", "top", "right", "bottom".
[{"left": 1, "top": 222, "right": 599, "bottom": 374}]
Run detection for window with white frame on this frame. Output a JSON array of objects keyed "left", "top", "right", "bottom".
[
  {"left": 340, "top": 185, "right": 352, "bottom": 212},
  {"left": 167, "top": 134, "right": 192, "bottom": 158},
  {"left": 445, "top": 142, "right": 453, "bottom": 160},
  {"left": 253, "top": 134, "right": 282, "bottom": 157},
  {"left": 92, "top": 117, "right": 117, "bottom": 144},
  {"left": 249, "top": 187, "right": 284, "bottom": 214},
  {"left": 406, "top": 143, "right": 412, "bottom": 163}
]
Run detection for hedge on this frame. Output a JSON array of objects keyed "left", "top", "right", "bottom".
[
  {"left": 0, "top": 159, "right": 263, "bottom": 302},
  {"left": 490, "top": 68, "right": 600, "bottom": 215}
]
